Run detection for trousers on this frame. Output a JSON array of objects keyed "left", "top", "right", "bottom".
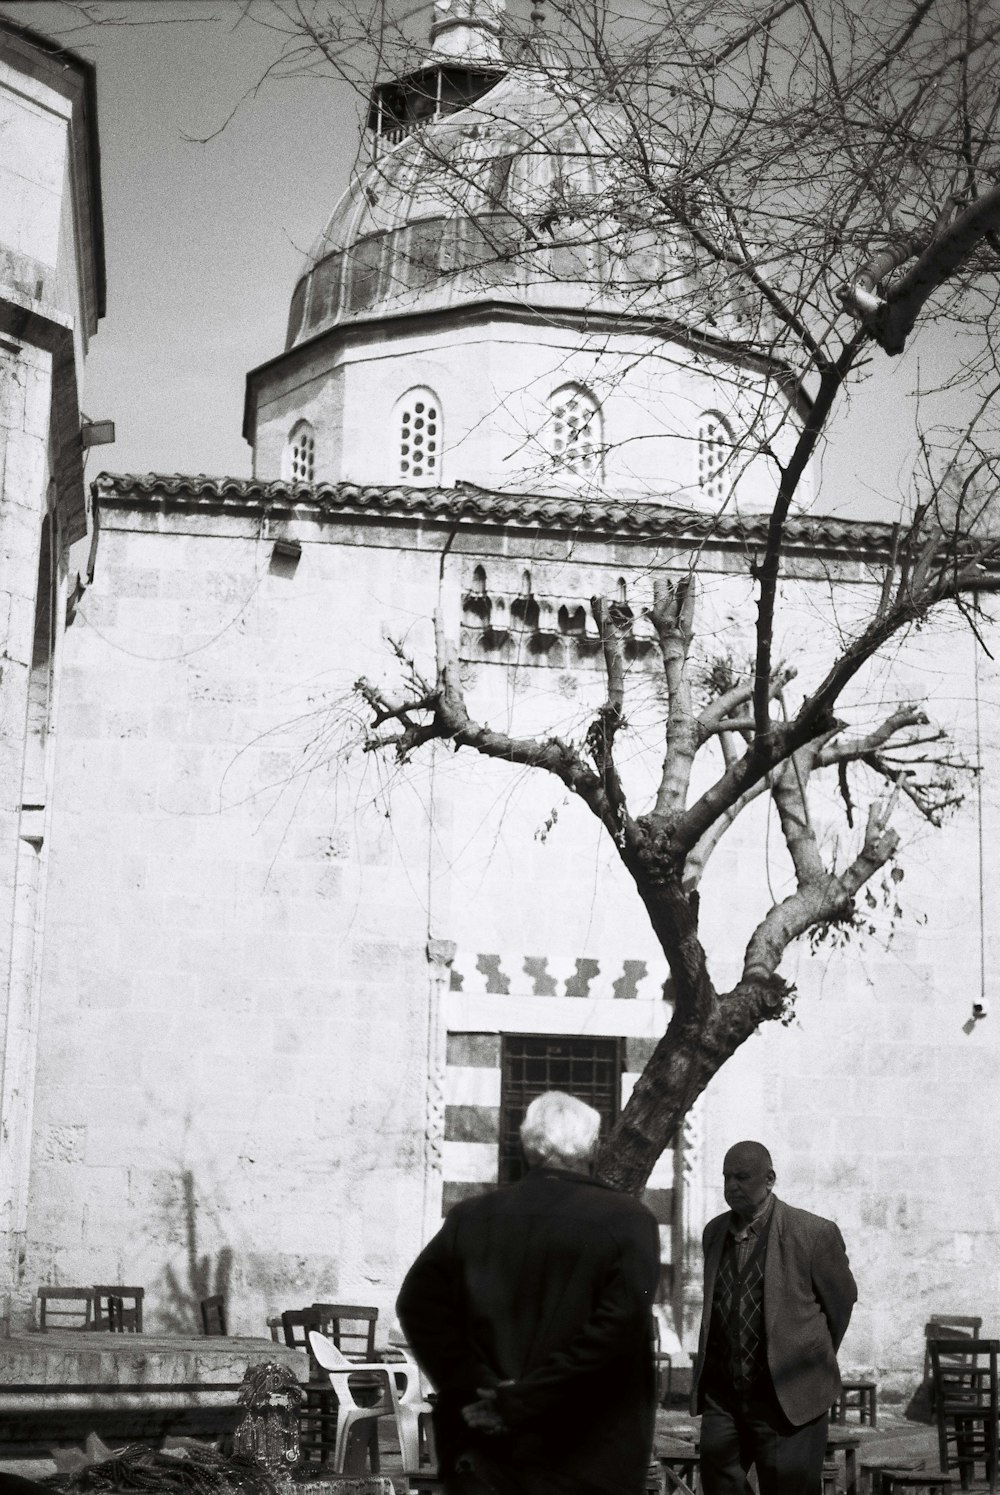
[{"left": 700, "top": 1389, "right": 830, "bottom": 1495}]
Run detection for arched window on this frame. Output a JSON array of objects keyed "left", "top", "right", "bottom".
[
  {"left": 547, "top": 384, "right": 602, "bottom": 480},
  {"left": 286, "top": 421, "right": 316, "bottom": 483},
  {"left": 396, "top": 388, "right": 442, "bottom": 483},
  {"left": 697, "top": 412, "right": 735, "bottom": 502}
]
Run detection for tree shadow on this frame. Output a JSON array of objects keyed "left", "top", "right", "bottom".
[{"left": 160, "top": 1169, "right": 234, "bottom": 1333}]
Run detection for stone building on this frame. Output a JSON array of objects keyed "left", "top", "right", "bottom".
[
  {"left": 0, "top": 13, "right": 105, "bottom": 1330},
  {"left": 6, "top": 0, "right": 1000, "bottom": 1395}
]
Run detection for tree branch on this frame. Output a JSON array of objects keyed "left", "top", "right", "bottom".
[
  {"left": 649, "top": 575, "right": 699, "bottom": 816},
  {"left": 742, "top": 797, "right": 900, "bottom": 982},
  {"left": 838, "top": 181, "right": 1000, "bottom": 354}
]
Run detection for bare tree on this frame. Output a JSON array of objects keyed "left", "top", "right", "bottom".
[
  {"left": 52, "top": 0, "right": 1000, "bottom": 1190},
  {"left": 338, "top": 0, "right": 1000, "bottom": 1191}
]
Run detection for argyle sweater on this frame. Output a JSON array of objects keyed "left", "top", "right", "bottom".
[{"left": 705, "top": 1207, "right": 774, "bottom": 1396}]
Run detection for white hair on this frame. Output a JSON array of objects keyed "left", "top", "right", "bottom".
[{"left": 520, "top": 1091, "right": 601, "bottom": 1169}]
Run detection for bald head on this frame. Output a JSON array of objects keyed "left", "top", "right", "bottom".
[{"left": 723, "top": 1141, "right": 775, "bottom": 1222}]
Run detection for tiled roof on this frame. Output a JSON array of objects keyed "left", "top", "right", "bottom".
[{"left": 93, "top": 472, "right": 901, "bottom": 556}]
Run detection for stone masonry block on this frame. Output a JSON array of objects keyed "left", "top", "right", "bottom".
[
  {"left": 0, "top": 354, "right": 26, "bottom": 429},
  {"left": 21, "top": 361, "right": 51, "bottom": 440},
  {"left": 3, "top": 427, "right": 45, "bottom": 504},
  {"left": 35, "top": 1124, "right": 86, "bottom": 1163}
]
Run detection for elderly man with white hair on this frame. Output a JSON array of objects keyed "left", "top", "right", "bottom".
[{"left": 397, "top": 1090, "right": 661, "bottom": 1495}]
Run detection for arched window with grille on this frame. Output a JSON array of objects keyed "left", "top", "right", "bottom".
[
  {"left": 547, "top": 383, "right": 603, "bottom": 480},
  {"left": 396, "top": 387, "right": 442, "bottom": 484},
  {"left": 697, "top": 411, "right": 735, "bottom": 502},
  {"left": 286, "top": 421, "right": 316, "bottom": 484}
]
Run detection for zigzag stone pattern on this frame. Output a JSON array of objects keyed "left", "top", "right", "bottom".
[{"left": 449, "top": 952, "right": 653, "bottom": 1000}]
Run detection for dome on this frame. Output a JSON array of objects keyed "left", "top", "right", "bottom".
[{"left": 284, "top": 65, "right": 690, "bottom": 350}]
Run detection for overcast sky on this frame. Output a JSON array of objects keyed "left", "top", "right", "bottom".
[{"left": 5, "top": 0, "right": 972, "bottom": 517}]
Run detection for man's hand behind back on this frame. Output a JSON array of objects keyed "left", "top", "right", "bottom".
[{"left": 461, "top": 1386, "right": 509, "bottom": 1435}]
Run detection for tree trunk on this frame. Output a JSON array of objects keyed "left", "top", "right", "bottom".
[{"left": 595, "top": 972, "right": 788, "bottom": 1194}]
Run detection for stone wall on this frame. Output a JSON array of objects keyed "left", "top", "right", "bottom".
[
  {"left": 0, "top": 21, "right": 102, "bottom": 1332},
  {"left": 27, "top": 484, "right": 1000, "bottom": 1391}
]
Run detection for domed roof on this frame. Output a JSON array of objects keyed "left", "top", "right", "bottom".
[{"left": 284, "top": 64, "right": 687, "bottom": 350}]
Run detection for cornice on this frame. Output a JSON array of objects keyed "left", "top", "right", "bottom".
[
  {"left": 92, "top": 472, "right": 906, "bottom": 560},
  {"left": 241, "top": 294, "right": 811, "bottom": 443}
]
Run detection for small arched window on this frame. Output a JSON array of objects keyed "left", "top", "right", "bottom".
[
  {"left": 396, "top": 387, "right": 442, "bottom": 484},
  {"left": 286, "top": 421, "right": 316, "bottom": 483},
  {"left": 697, "top": 412, "right": 735, "bottom": 502},
  {"left": 547, "top": 383, "right": 603, "bottom": 480}
]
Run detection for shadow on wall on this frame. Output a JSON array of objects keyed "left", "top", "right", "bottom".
[{"left": 160, "top": 1170, "right": 234, "bottom": 1333}]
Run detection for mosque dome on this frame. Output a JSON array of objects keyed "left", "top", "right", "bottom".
[{"left": 284, "top": 59, "right": 690, "bottom": 351}]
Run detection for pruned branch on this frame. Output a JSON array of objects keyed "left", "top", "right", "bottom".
[
  {"left": 839, "top": 182, "right": 1000, "bottom": 354},
  {"left": 649, "top": 575, "right": 699, "bottom": 816},
  {"left": 742, "top": 797, "right": 901, "bottom": 983}
]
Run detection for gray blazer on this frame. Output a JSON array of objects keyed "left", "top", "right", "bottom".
[{"left": 690, "top": 1195, "right": 858, "bottom": 1425}]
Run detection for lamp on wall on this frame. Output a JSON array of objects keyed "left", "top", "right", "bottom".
[
  {"left": 80, "top": 417, "right": 116, "bottom": 448},
  {"left": 271, "top": 538, "right": 302, "bottom": 562},
  {"left": 269, "top": 537, "right": 302, "bottom": 578}
]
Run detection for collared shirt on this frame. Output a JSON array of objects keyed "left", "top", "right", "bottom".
[{"left": 728, "top": 1192, "right": 775, "bottom": 1273}]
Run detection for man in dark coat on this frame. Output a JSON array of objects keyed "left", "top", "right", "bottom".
[
  {"left": 691, "top": 1141, "right": 858, "bottom": 1495},
  {"left": 397, "top": 1090, "right": 661, "bottom": 1495}
]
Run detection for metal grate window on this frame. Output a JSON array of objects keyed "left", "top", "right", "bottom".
[
  {"left": 547, "top": 383, "right": 603, "bottom": 480},
  {"left": 499, "top": 1034, "right": 622, "bottom": 1184},
  {"left": 289, "top": 423, "right": 315, "bottom": 483},
  {"left": 697, "top": 412, "right": 734, "bottom": 501},
  {"left": 397, "top": 388, "right": 441, "bottom": 483}
]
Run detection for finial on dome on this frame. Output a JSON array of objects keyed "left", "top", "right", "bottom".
[
  {"left": 530, "top": 2, "right": 546, "bottom": 26},
  {"left": 429, "top": 0, "right": 505, "bottom": 65}
]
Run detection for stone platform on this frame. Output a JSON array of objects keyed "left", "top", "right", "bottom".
[{"left": 0, "top": 1333, "right": 308, "bottom": 1449}]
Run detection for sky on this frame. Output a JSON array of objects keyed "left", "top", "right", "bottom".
[
  {"left": 8, "top": 0, "right": 373, "bottom": 477},
  {"left": 3, "top": 0, "right": 978, "bottom": 516}
]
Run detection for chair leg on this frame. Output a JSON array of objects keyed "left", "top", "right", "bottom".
[
  {"left": 397, "top": 1406, "right": 422, "bottom": 1471},
  {"left": 336, "top": 1410, "right": 382, "bottom": 1475}
]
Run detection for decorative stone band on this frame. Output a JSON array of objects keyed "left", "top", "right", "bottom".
[{"left": 449, "top": 951, "right": 662, "bottom": 1001}]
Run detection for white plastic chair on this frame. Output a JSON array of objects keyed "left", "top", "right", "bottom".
[
  {"left": 308, "top": 1329, "right": 404, "bottom": 1473},
  {"left": 380, "top": 1340, "right": 436, "bottom": 1471}
]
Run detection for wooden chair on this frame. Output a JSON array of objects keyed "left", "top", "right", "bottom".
[
  {"left": 653, "top": 1315, "right": 673, "bottom": 1408},
  {"left": 200, "top": 1294, "right": 228, "bottom": 1336},
  {"left": 312, "top": 1304, "right": 379, "bottom": 1361},
  {"left": 281, "top": 1308, "right": 340, "bottom": 1465},
  {"left": 93, "top": 1285, "right": 144, "bottom": 1332},
  {"left": 924, "top": 1319, "right": 984, "bottom": 1416},
  {"left": 36, "top": 1286, "right": 95, "bottom": 1331},
  {"left": 929, "top": 1337, "right": 999, "bottom": 1494}
]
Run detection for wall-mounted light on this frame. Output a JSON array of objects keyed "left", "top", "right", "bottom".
[
  {"left": 269, "top": 536, "right": 302, "bottom": 578},
  {"left": 81, "top": 418, "right": 116, "bottom": 448},
  {"left": 271, "top": 538, "right": 302, "bottom": 562}
]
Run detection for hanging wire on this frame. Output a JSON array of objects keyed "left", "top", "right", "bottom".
[{"left": 973, "top": 622, "right": 987, "bottom": 1016}]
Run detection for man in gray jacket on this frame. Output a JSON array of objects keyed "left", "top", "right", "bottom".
[{"left": 691, "top": 1141, "right": 857, "bottom": 1495}]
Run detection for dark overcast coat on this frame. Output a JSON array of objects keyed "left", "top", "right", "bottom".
[
  {"left": 691, "top": 1195, "right": 858, "bottom": 1426},
  {"left": 397, "top": 1166, "right": 661, "bottom": 1495}
]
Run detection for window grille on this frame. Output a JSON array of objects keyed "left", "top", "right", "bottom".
[
  {"left": 398, "top": 389, "right": 441, "bottom": 482},
  {"left": 498, "top": 1034, "right": 622, "bottom": 1184},
  {"left": 288, "top": 423, "right": 315, "bottom": 483},
  {"left": 697, "top": 412, "right": 734, "bottom": 501},
  {"left": 547, "top": 384, "right": 602, "bottom": 480}
]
